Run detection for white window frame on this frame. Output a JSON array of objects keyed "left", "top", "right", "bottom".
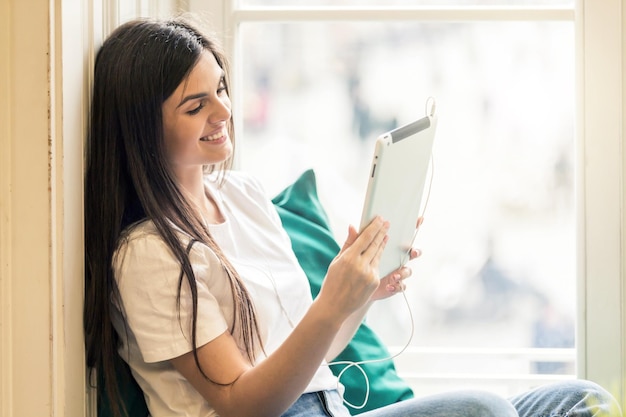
[
  {"left": 575, "top": 0, "right": 624, "bottom": 401},
  {"left": 197, "top": 0, "right": 625, "bottom": 404}
]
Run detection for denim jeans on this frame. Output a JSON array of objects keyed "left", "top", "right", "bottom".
[
  {"left": 509, "top": 380, "right": 622, "bottom": 417},
  {"left": 281, "top": 380, "right": 622, "bottom": 417}
]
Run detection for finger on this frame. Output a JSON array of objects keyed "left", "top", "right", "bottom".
[
  {"left": 408, "top": 248, "right": 422, "bottom": 260},
  {"left": 382, "top": 265, "right": 412, "bottom": 282},
  {"left": 397, "top": 266, "right": 412, "bottom": 280},
  {"left": 389, "top": 267, "right": 412, "bottom": 285},
  {"left": 416, "top": 216, "right": 424, "bottom": 229},
  {"left": 350, "top": 217, "right": 387, "bottom": 255},
  {"left": 339, "top": 225, "right": 359, "bottom": 253},
  {"left": 361, "top": 220, "right": 389, "bottom": 262},
  {"left": 386, "top": 281, "right": 407, "bottom": 293}
]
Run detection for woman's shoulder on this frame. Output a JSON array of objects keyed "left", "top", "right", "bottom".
[
  {"left": 120, "top": 219, "right": 159, "bottom": 242},
  {"left": 114, "top": 219, "right": 218, "bottom": 272},
  {"left": 116, "top": 219, "right": 192, "bottom": 258},
  {"left": 115, "top": 220, "right": 166, "bottom": 259}
]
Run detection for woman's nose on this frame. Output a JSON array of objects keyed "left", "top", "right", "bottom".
[{"left": 208, "top": 97, "right": 231, "bottom": 124}]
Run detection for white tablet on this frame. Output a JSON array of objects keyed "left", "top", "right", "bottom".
[{"left": 359, "top": 105, "right": 437, "bottom": 278}]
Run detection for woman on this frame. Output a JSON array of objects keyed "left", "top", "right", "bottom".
[{"left": 84, "top": 17, "right": 621, "bottom": 417}]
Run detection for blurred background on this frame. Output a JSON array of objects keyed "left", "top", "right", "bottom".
[{"left": 236, "top": 1, "right": 576, "bottom": 398}]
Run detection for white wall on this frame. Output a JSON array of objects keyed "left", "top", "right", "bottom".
[
  {"left": 0, "top": 1, "right": 623, "bottom": 416},
  {"left": 0, "top": 1, "right": 178, "bottom": 416},
  {"left": 1, "top": 0, "right": 57, "bottom": 415}
]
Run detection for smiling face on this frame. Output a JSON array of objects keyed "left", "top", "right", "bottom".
[{"left": 162, "top": 51, "right": 233, "bottom": 181}]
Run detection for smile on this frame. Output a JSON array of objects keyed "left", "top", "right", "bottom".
[{"left": 200, "top": 129, "right": 226, "bottom": 141}]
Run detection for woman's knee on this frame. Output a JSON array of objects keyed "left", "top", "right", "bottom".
[
  {"left": 510, "top": 379, "right": 623, "bottom": 417},
  {"left": 568, "top": 380, "right": 622, "bottom": 416}
]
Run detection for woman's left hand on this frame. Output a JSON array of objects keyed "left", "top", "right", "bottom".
[
  {"left": 371, "top": 216, "right": 424, "bottom": 301},
  {"left": 369, "top": 248, "right": 421, "bottom": 301}
]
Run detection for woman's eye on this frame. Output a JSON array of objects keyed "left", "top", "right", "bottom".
[{"left": 187, "top": 104, "right": 204, "bottom": 115}]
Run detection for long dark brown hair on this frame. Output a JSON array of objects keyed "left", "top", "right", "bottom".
[{"left": 84, "top": 17, "right": 262, "bottom": 417}]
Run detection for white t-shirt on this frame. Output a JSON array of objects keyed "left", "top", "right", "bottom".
[{"left": 111, "top": 171, "right": 338, "bottom": 417}]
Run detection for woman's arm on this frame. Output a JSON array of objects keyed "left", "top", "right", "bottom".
[{"left": 170, "top": 217, "right": 389, "bottom": 417}]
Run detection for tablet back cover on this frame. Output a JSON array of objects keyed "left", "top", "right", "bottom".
[{"left": 360, "top": 114, "right": 437, "bottom": 277}]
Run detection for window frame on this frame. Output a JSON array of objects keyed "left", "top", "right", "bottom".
[
  {"left": 575, "top": 0, "right": 624, "bottom": 399},
  {"left": 199, "top": 0, "right": 625, "bottom": 403}
]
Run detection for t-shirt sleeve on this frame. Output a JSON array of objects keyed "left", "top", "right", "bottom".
[{"left": 113, "top": 230, "right": 230, "bottom": 363}]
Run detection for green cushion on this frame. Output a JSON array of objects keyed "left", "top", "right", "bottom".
[{"left": 272, "top": 169, "right": 414, "bottom": 414}]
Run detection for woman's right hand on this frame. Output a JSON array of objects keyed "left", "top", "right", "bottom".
[{"left": 316, "top": 216, "right": 390, "bottom": 320}]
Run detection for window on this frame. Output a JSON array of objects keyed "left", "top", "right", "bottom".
[
  {"left": 224, "top": 2, "right": 580, "bottom": 398},
  {"left": 193, "top": 1, "right": 622, "bottom": 409}
]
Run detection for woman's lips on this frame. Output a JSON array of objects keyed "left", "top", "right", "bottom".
[{"left": 200, "top": 128, "right": 226, "bottom": 142}]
